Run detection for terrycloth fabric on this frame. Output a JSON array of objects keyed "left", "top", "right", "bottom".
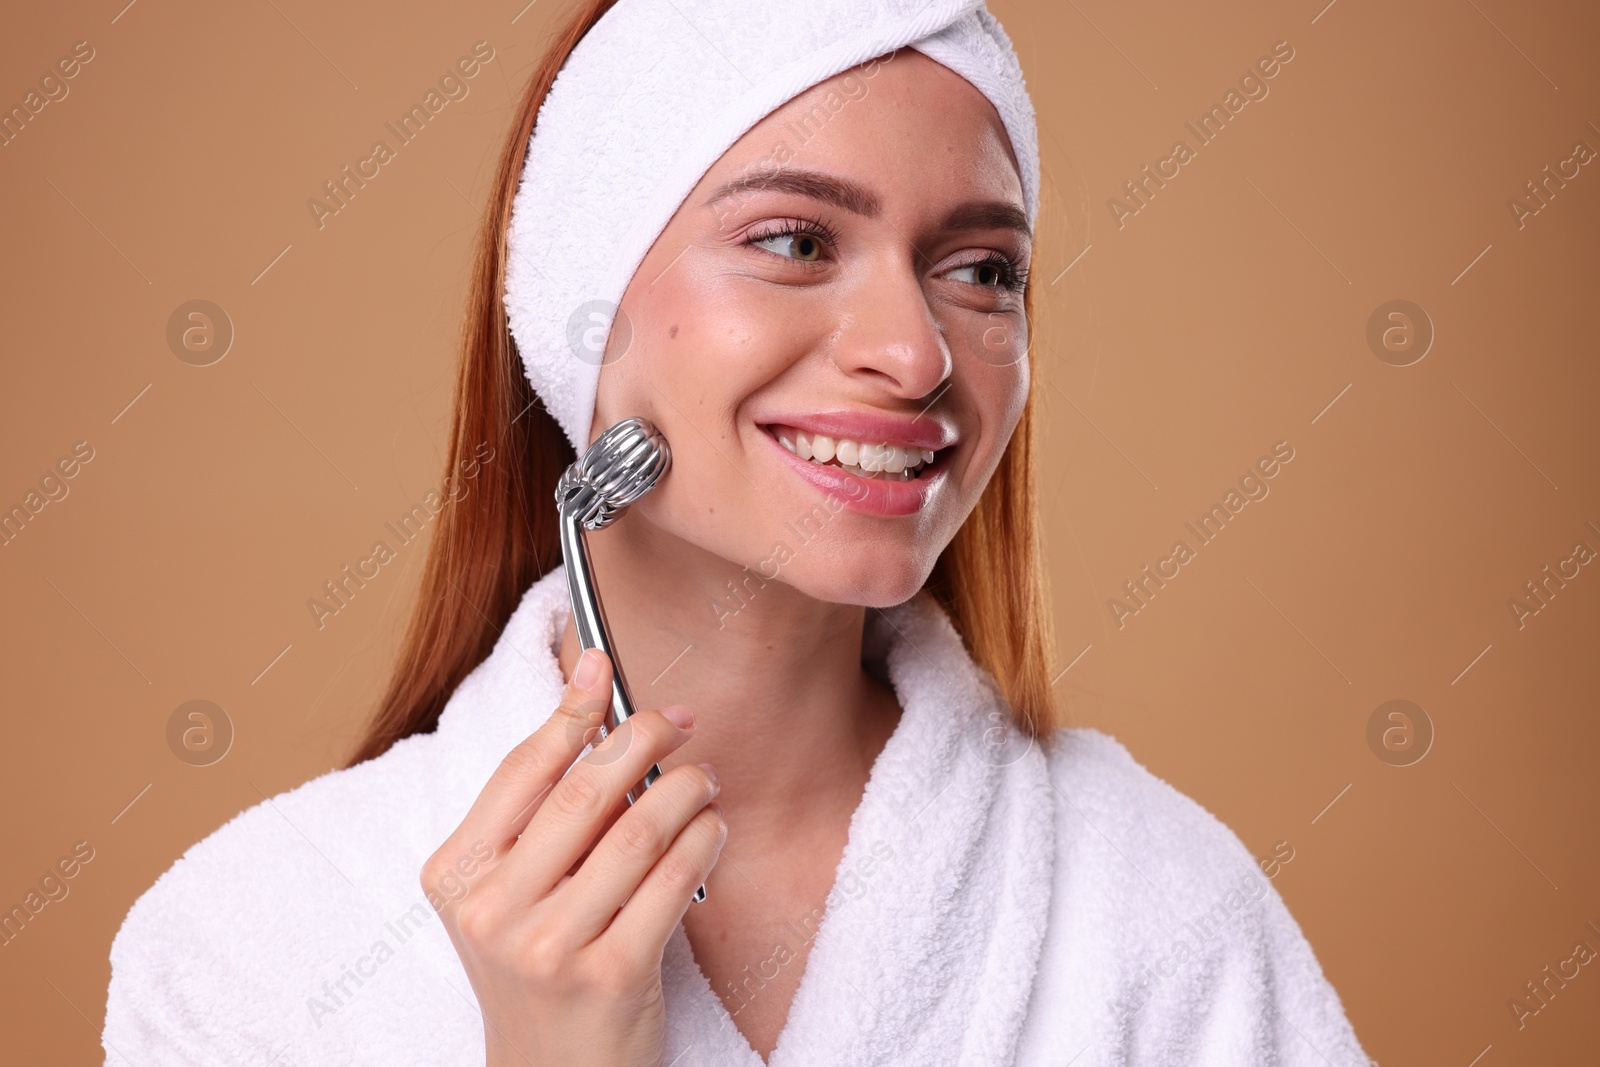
[
  {"left": 102, "top": 565, "right": 1370, "bottom": 1066},
  {"left": 503, "top": 0, "right": 1041, "bottom": 456}
]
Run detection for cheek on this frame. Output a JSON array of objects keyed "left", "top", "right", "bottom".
[
  {"left": 957, "top": 359, "right": 1029, "bottom": 485},
  {"left": 1001, "top": 359, "right": 1030, "bottom": 430},
  {"left": 595, "top": 262, "right": 808, "bottom": 425},
  {"left": 587, "top": 274, "right": 803, "bottom": 576}
]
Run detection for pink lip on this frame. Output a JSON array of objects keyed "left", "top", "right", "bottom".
[
  {"left": 754, "top": 409, "right": 956, "bottom": 452},
  {"left": 758, "top": 426, "right": 947, "bottom": 517}
]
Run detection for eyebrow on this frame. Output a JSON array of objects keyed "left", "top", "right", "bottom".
[{"left": 703, "top": 169, "right": 1031, "bottom": 239}]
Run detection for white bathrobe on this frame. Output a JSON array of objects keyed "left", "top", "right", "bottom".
[{"left": 103, "top": 565, "right": 1369, "bottom": 1066}]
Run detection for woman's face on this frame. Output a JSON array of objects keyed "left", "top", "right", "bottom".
[{"left": 590, "top": 49, "right": 1031, "bottom": 608}]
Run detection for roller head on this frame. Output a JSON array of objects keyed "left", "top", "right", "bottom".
[{"left": 555, "top": 416, "right": 672, "bottom": 530}]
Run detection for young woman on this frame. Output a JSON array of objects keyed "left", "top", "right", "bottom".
[{"left": 103, "top": 1, "right": 1370, "bottom": 1064}]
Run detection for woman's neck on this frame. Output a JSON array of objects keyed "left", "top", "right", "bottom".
[{"left": 555, "top": 516, "right": 903, "bottom": 843}]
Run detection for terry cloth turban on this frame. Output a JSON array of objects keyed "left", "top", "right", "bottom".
[{"left": 504, "top": 0, "right": 1041, "bottom": 455}]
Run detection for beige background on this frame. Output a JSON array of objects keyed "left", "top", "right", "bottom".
[{"left": 3, "top": 0, "right": 1597, "bottom": 1062}]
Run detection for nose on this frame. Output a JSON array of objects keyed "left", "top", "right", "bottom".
[{"left": 824, "top": 259, "right": 952, "bottom": 400}]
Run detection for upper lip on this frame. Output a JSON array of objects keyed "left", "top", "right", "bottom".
[{"left": 756, "top": 409, "right": 957, "bottom": 452}]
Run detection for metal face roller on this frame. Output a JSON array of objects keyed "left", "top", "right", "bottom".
[{"left": 554, "top": 417, "right": 707, "bottom": 903}]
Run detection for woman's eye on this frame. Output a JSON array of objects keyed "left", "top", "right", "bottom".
[
  {"left": 752, "top": 231, "right": 826, "bottom": 262},
  {"left": 949, "top": 260, "right": 1010, "bottom": 288}
]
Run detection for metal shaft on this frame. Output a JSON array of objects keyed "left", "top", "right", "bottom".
[{"left": 558, "top": 477, "right": 705, "bottom": 904}]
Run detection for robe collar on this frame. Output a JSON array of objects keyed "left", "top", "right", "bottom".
[{"left": 431, "top": 565, "right": 1057, "bottom": 1066}]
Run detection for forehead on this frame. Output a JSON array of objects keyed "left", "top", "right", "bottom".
[{"left": 692, "top": 49, "right": 1024, "bottom": 211}]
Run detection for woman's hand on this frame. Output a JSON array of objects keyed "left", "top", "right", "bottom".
[{"left": 421, "top": 648, "right": 726, "bottom": 1067}]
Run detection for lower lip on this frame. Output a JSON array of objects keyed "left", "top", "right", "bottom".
[{"left": 760, "top": 429, "right": 946, "bottom": 517}]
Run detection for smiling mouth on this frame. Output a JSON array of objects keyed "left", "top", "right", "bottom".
[{"left": 765, "top": 425, "right": 941, "bottom": 481}]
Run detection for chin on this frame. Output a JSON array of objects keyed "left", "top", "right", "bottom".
[{"left": 779, "top": 550, "right": 935, "bottom": 609}]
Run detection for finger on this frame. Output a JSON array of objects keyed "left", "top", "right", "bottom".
[
  {"left": 555, "top": 761, "right": 720, "bottom": 944},
  {"left": 497, "top": 704, "right": 696, "bottom": 902},
  {"left": 563, "top": 788, "right": 632, "bottom": 879},
  {"left": 422, "top": 648, "right": 613, "bottom": 898},
  {"left": 603, "top": 801, "right": 727, "bottom": 957}
]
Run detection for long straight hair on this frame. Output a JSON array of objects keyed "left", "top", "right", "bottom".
[{"left": 345, "top": 0, "right": 1058, "bottom": 768}]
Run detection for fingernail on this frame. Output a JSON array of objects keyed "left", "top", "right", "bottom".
[
  {"left": 574, "top": 648, "right": 602, "bottom": 689},
  {"left": 661, "top": 705, "right": 694, "bottom": 729},
  {"left": 697, "top": 761, "right": 718, "bottom": 785}
]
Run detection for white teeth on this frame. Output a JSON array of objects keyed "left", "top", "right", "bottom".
[{"left": 772, "top": 426, "right": 939, "bottom": 480}]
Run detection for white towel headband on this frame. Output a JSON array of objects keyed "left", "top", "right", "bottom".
[{"left": 504, "top": 0, "right": 1040, "bottom": 455}]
